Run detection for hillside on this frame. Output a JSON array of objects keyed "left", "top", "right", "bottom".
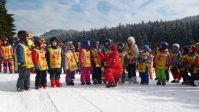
[{"left": 42, "top": 15, "right": 199, "bottom": 48}]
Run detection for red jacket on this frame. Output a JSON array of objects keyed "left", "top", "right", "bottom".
[
  {"left": 99, "top": 51, "right": 123, "bottom": 70},
  {"left": 32, "top": 49, "right": 39, "bottom": 65}
]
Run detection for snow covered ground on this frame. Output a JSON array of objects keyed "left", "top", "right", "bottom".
[{"left": 0, "top": 73, "right": 199, "bottom": 112}]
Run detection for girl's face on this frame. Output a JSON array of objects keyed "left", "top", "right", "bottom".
[
  {"left": 70, "top": 44, "right": 75, "bottom": 50},
  {"left": 142, "top": 49, "right": 146, "bottom": 53},
  {"left": 172, "top": 46, "right": 177, "bottom": 51},
  {"left": 127, "top": 40, "right": 132, "bottom": 45},
  {"left": 40, "top": 43, "right": 46, "bottom": 49},
  {"left": 95, "top": 43, "right": 99, "bottom": 49},
  {"left": 159, "top": 45, "right": 163, "bottom": 49},
  {"left": 180, "top": 48, "right": 184, "bottom": 54},
  {"left": 52, "top": 41, "right": 57, "bottom": 46},
  {"left": 189, "top": 48, "right": 193, "bottom": 53}
]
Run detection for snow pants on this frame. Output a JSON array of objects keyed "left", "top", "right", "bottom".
[
  {"left": 190, "top": 73, "right": 199, "bottom": 85},
  {"left": 49, "top": 68, "right": 61, "bottom": 80},
  {"left": 105, "top": 68, "right": 123, "bottom": 84},
  {"left": 81, "top": 67, "right": 91, "bottom": 83},
  {"left": 127, "top": 63, "right": 136, "bottom": 78},
  {"left": 35, "top": 70, "right": 47, "bottom": 87},
  {"left": 3, "top": 58, "right": 13, "bottom": 73},
  {"left": 92, "top": 67, "right": 102, "bottom": 83},
  {"left": 180, "top": 68, "right": 190, "bottom": 83},
  {"left": 140, "top": 67, "right": 149, "bottom": 84},
  {"left": 16, "top": 68, "right": 31, "bottom": 90},
  {"left": 171, "top": 66, "right": 181, "bottom": 81},
  {"left": 66, "top": 70, "right": 75, "bottom": 83},
  {"left": 156, "top": 68, "right": 166, "bottom": 81}
]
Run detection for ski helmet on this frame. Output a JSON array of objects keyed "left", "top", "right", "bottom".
[{"left": 160, "top": 41, "right": 169, "bottom": 49}]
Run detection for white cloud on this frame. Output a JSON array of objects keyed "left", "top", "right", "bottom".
[{"left": 7, "top": 0, "right": 199, "bottom": 35}]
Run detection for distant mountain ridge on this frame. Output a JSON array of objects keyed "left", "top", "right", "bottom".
[{"left": 42, "top": 29, "right": 78, "bottom": 39}]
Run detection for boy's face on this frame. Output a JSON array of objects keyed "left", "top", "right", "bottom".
[
  {"left": 105, "top": 42, "right": 109, "bottom": 46},
  {"left": 117, "top": 46, "right": 122, "bottom": 50},
  {"left": 52, "top": 41, "right": 57, "bottom": 46},
  {"left": 159, "top": 45, "right": 163, "bottom": 49},
  {"left": 172, "top": 46, "right": 177, "bottom": 51},
  {"left": 4, "top": 40, "right": 7, "bottom": 44}
]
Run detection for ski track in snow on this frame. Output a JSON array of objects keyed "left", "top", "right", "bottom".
[{"left": 0, "top": 73, "right": 199, "bottom": 112}]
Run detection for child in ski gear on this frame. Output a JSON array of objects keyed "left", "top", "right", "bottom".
[
  {"left": 179, "top": 46, "right": 190, "bottom": 85},
  {"left": 98, "top": 44, "right": 123, "bottom": 88},
  {"left": 28, "top": 34, "right": 36, "bottom": 74},
  {"left": 148, "top": 49, "right": 154, "bottom": 79},
  {"left": 170, "top": 43, "right": 181, "bottom": 83},
  {"left": 15, "top": 30, "right": 34, "bottom": 92},
  {"left": 74, "top": 42, "right": 81, "bottom": 73},
  {"left": 64, "top": 41, "right": 78, "bottom": 86},
  {"left": 90, "top": 41, "right": 102, "bottom": 85},
  {"left": 126, "top": 36, "right": 139, "bottom": 84},
  {"left": 0, "top": 38, "right": 13, "bottom": 73},
  {"left": 185, "top": 45, "right": 199, "bottom": 86},
  {"left": 46, "top": 37, "right": 63, "bottom": 87},
  {"left": 103, "top": 39, "right": 112, "bottom": 67},
  {"left": 79, "top": 40, "right": 92, "bottom": 85},
  {"left": 102, "top": 39, "right": 112, "bottom": 83},
  {"left": 32, "top": 37, "right": 48, "bottom": 89},
  {"left": 138, "top": 45, "right": 150, "bottom": 85},
  {"left": 154, "top": 41, "right": 171, "bottom": 85},
  {"left": 165, "top": 49, "right": 171, "bottom": 82},
  {"left": 117, "top": 43, "right": 126, "bottom": 84}
]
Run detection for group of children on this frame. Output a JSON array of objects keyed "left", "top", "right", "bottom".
[{"left": 1, "top": 30, "right": 199, "bottom": 92}]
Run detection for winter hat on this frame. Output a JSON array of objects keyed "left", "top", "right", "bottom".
[
  {"left": 32, "top": 36, "right": 40, "bottom": 43},
  {"left": 172, "top": 43, "right": 180, "bottom": 49},
  {"left": 17, "top": 30, "right": 28, "bottom": 40},
  {"left": 50, "top": 37, "right": 58, "bottom": 44},
  {"left": 128, "top": 36, "right": 136, "bottom": 44},
  {"left": 66, "top": 41, "right": 73, "bottom": 50},
  {"left": 142, "top": 44, "right": 150, "bottom": 51},
  {"left": 111, "top": 44, "right": 118, "bottom": 52},
  {"left": 81, "top": 40, "right": 90, "bottom": 48},
  {"left": 160, "top": 41, "right": 169, "bottom": 49},
  {"left": 34, "top": 37, "right": 44, "bottom": 46},
  {"left": 104, "top": 38, "right": 112, "bottom": 46}
]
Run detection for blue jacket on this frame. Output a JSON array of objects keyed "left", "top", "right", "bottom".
[{"left": 16, "top": 41, "right": 28, "bottom": 64}]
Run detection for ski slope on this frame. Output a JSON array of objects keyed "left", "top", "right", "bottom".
[{"left": 0, "top": 73, "right": 199, "bottom": 112}]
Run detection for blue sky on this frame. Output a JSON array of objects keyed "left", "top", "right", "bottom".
[{"left": 6, "top": 0, "right": 199, "bottom": 35}]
